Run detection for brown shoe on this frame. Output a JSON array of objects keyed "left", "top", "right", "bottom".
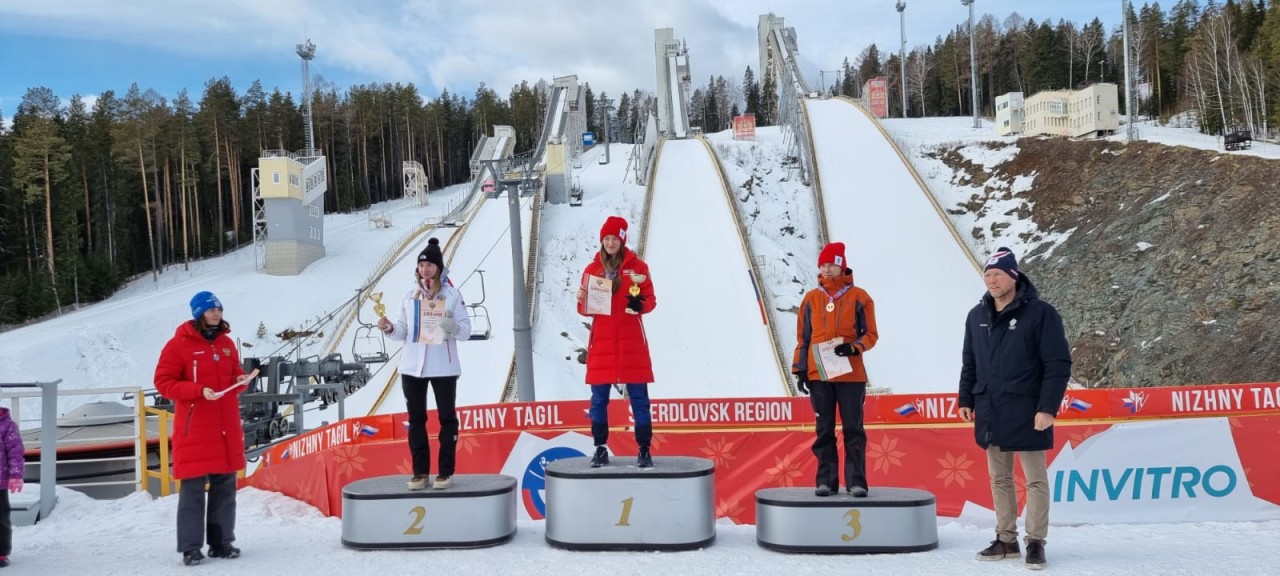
[
  {"left": 406, "top": 475, "right": 428, "bottom": 490},
  {"left": 1025, "top": 538, "right": 1046, "bottom": 570},
  {"left": 975, "top": 539, "right": 1021, "bottom": 561},
  {"left": 432, "top": 475, "right": 453, "bottom": 490}
]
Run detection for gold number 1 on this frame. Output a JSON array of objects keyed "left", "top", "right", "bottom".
[
  {"left": 841, "top": 509, "right": 862, "bottom": 542},
  {"left": 404, "top": 506, "right": 426, "bottom": 535},
  {"left": 616, "top": 497, "right": 635, "bottom": 526}
]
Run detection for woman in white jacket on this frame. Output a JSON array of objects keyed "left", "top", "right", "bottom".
[{"left": 379, "top": 237, "right": 472, "bottom": 490}]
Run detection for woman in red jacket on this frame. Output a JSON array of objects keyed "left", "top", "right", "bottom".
[
  {"left": 154, "top": 291, "right": 253, "bottom": 566},
  {"left": 575, "top": 216, "right": 657, "bottom": 468}
]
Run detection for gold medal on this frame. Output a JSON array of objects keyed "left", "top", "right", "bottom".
[
  {"left": 629, "top": 284, "right": 641, "bottom": 297},
  {"left": 825, "top": 302, "right": 835, "bottom": 312}
]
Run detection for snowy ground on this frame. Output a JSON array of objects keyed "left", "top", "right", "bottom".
[
  {"left": 10, "top": 486, "right": 1278, "bottom": 575},
  {"left": 882, "top": 115, "right": 1280, "bottom": 265}
]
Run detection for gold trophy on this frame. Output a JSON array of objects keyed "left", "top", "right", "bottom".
[
  {"left": 625, "top": 275, "right": 644, "bottom": 315},
  {"left": 371, "top": 292, "right": 386, "bottom": 319}
]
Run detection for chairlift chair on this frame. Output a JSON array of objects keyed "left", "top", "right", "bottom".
[
  {"left": 467, "top": 270, "right": 493, "bottom": 341},
  {"left": 351, "top": 292, "right": 390, "bottom": 364}
]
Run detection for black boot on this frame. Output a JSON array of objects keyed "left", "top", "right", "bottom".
[
  {"left": 182, "top": 550, "right": 204, "bottom": 566},
  {"left": 208, "top": 544, "right": 241, "bottom": 559},
  {"left": 636, "top": 447, "right": 653, "bottom": 468},
  {"left": 590, "top": 446, "right": 609, "bottom": 468}
]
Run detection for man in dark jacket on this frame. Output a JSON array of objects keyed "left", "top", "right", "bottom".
[{"left": 958, "top": 248, "right": 1070, "bottom": 571}]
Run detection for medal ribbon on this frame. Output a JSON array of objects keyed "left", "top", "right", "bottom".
[{"left": 826, "top": 284, "right": 852, "bottom": 311}]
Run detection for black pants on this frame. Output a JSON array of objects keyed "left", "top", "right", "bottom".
[
  {"left": 0, "top": 489, "right": 10, "bottom": 557},
  {"left": 403, "top": 375, "right": 458, "bottom": 476},
  {"left": 177, "top": 473, "right": 237, "bottom": 553},
  {"left": 809, "top": 381, "right": 868, "bottom": 490}
]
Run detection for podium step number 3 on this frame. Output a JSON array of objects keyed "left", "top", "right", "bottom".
[
  {"left": 341, "top": 475, "right": 517, "bottom": 549},
  {"left": 755, "top": 487, "right": 938, "bottom": 554}
]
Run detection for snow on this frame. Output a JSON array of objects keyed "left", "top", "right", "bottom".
[
  {"left": 11, "top": 485, "right": 1279, "bottom": 574},
  {"left": 4, "top": 103, "right": 1278, "bottom": 572},
  {"left": 808, "top": 100, "right": 984, "bottom": 393},
  {"left": 644, "top": 139, "right": 783, "bottom": 397}
]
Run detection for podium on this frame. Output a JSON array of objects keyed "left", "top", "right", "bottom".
[
  {"left": 755, "top": 487, "right": 938, "bottom": 553},
  {"left": 341, "top": 474, "right": 517, "bottom": 549},
  {"left": 544, "top": 456, "right": 716, "bottom": 551}
]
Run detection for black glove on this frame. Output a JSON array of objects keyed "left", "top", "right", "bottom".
[
  {"left": 794, "top": 374, "right": 809, "bottom": 395},
  {"left": 833, "top": 343, "right": 859, "bottom": 357},
  {"left": 626, "top": 294, "right": 645, "bottom": 313}
]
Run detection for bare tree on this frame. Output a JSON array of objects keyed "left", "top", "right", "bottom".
[
  {"left": 909, "top": 46, "right": 935, "bottom": 117},
  {"left": 1077, "top": 20, "right": 1104, "bottom": 84}
]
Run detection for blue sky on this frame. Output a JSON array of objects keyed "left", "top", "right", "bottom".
[{"left": 0, "top": 0, "right": 1128, "bottom": 116}]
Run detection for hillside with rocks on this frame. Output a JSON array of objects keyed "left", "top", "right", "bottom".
[{"left": 927, "top": 137, "right": 1279, "bottom": 388}]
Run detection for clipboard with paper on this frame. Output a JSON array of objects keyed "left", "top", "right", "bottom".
[
  {"left": 585, "top": 274, "right": 613, "bottom": 316},
  {"left": 416, "top": 299, "right": 447, "bottom": 344},
  {"left": 810, "top": 337, "right": 853, "bottom": 380},
  {"left": 213, "top": 368, "right": 259, "bottom": 399}
]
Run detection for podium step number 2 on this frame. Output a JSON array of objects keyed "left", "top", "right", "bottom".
[{"left": 341, "top": 475, "right": 517, "bottom": 549}]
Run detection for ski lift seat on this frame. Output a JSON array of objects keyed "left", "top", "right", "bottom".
[
  {"left": 352, "top": 324, "right": 390, "bottom": 363},
  {"left": 468, "top": 304, "right": 492, "bottom": 341}
]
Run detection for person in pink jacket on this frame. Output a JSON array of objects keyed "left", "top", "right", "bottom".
[
  {"left": 0, "top": 406, "right": 24, "bottom": 567},
  {"left": 575, "top": 216, "right": 657, "bottom": 468},
  {"left": 155, "top": 291, "right": 254, "bottom": 566}
]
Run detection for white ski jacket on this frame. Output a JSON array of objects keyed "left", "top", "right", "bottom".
[{"left": 385, "top": 280, "right": 472, "bottom": 378}]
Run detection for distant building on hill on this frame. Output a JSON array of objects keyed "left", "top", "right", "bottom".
[
  {"left": 997, "top": 83, "right": 1119, "bottom": 139},
  {"left": 996, "top": 92, "right": 1024, "bottom": 136}
]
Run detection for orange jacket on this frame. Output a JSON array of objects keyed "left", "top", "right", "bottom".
[{"left": 792, "top": 271, "right": 878, "bottom": 383}]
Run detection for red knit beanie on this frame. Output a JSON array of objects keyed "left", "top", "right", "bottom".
[
  {"left": 600, "top": 216, "right": 628, "bottom": 243},
  {"left": 818, "top": 242, "right": 846, "bottom": 268}
]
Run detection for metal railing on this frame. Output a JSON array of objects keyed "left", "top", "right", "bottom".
[{"left": 138, "top": 400, "right": 176, "bottom": 496}]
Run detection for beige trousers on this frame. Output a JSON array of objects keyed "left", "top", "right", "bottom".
[{"left": 986, "top": 445, "right": 1049, "bottom": 543}]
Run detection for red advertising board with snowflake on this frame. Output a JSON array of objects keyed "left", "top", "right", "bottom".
[{"left": 245, "top": 384, "right": 1280, "bottom": 524}]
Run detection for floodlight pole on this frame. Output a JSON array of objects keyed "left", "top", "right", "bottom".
[
  {"left": 1122, "top": 0, "right": 1138, "bottom": 140},
  {"left": 961, "top": 0, "right": 980, "bottom": 128},
  {"left": 897, "top": 1, "right": 908, "bottom": 118}
]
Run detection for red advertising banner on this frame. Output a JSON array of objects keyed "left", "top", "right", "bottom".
[
  {"left": 256, "top": 384, "right": 1280, "bottom": 468},
  {"left": 733, "top": 114, "right": 756, "bottom": 140},
  {"left": 865, "top": 77, "right": 888, "bottom": 118},
  {"left": 244, "top": 415, "right": 1280, "bottom": 525}
]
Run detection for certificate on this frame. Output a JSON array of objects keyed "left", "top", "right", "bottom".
[
  {"left": 811, "top": 337, "right": 853, "bottom": 380},
  {"left": 417, "top": 299, "right": 447, "bottom": 345},
  {"left": 585, "top": 274, "right": 612, "bottom": 316}
]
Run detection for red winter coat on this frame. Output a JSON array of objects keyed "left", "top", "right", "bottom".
[
  {"left": 154, "top": 321, "right": 247, "bottom": 479},
  {"left": 578, "top": 248, "right": 657, "bottom": 384}
]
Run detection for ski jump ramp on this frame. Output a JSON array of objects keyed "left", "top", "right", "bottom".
[
  {"left": 805, "top": 98, "right": 983, "bottom": 393},
  {"left": 642, "top": 138, "right": 784, "bottom": 398}
]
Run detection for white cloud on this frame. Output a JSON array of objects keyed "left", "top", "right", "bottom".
[{"left": 0, "top": 0, "right": 1122, "bottom": 100}]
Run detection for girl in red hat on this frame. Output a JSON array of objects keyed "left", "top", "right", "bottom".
[
  {"left": 575, "top": 216, "right": 657, "bottom": 468},
  {"left": 792, "top": 242, "right": 879, "bottom": 497}
]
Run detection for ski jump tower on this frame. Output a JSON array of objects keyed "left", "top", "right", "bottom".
[
  {"left": 252, "top": 38, "right": 329, "bottom": 275},
  {"left": 654, "top": 28, "right": 692, "bottom": 139}
]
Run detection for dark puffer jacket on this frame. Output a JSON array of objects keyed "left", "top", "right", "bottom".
[{"left": 958, "top": 274, "right": 1072, "bottom": 451}]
